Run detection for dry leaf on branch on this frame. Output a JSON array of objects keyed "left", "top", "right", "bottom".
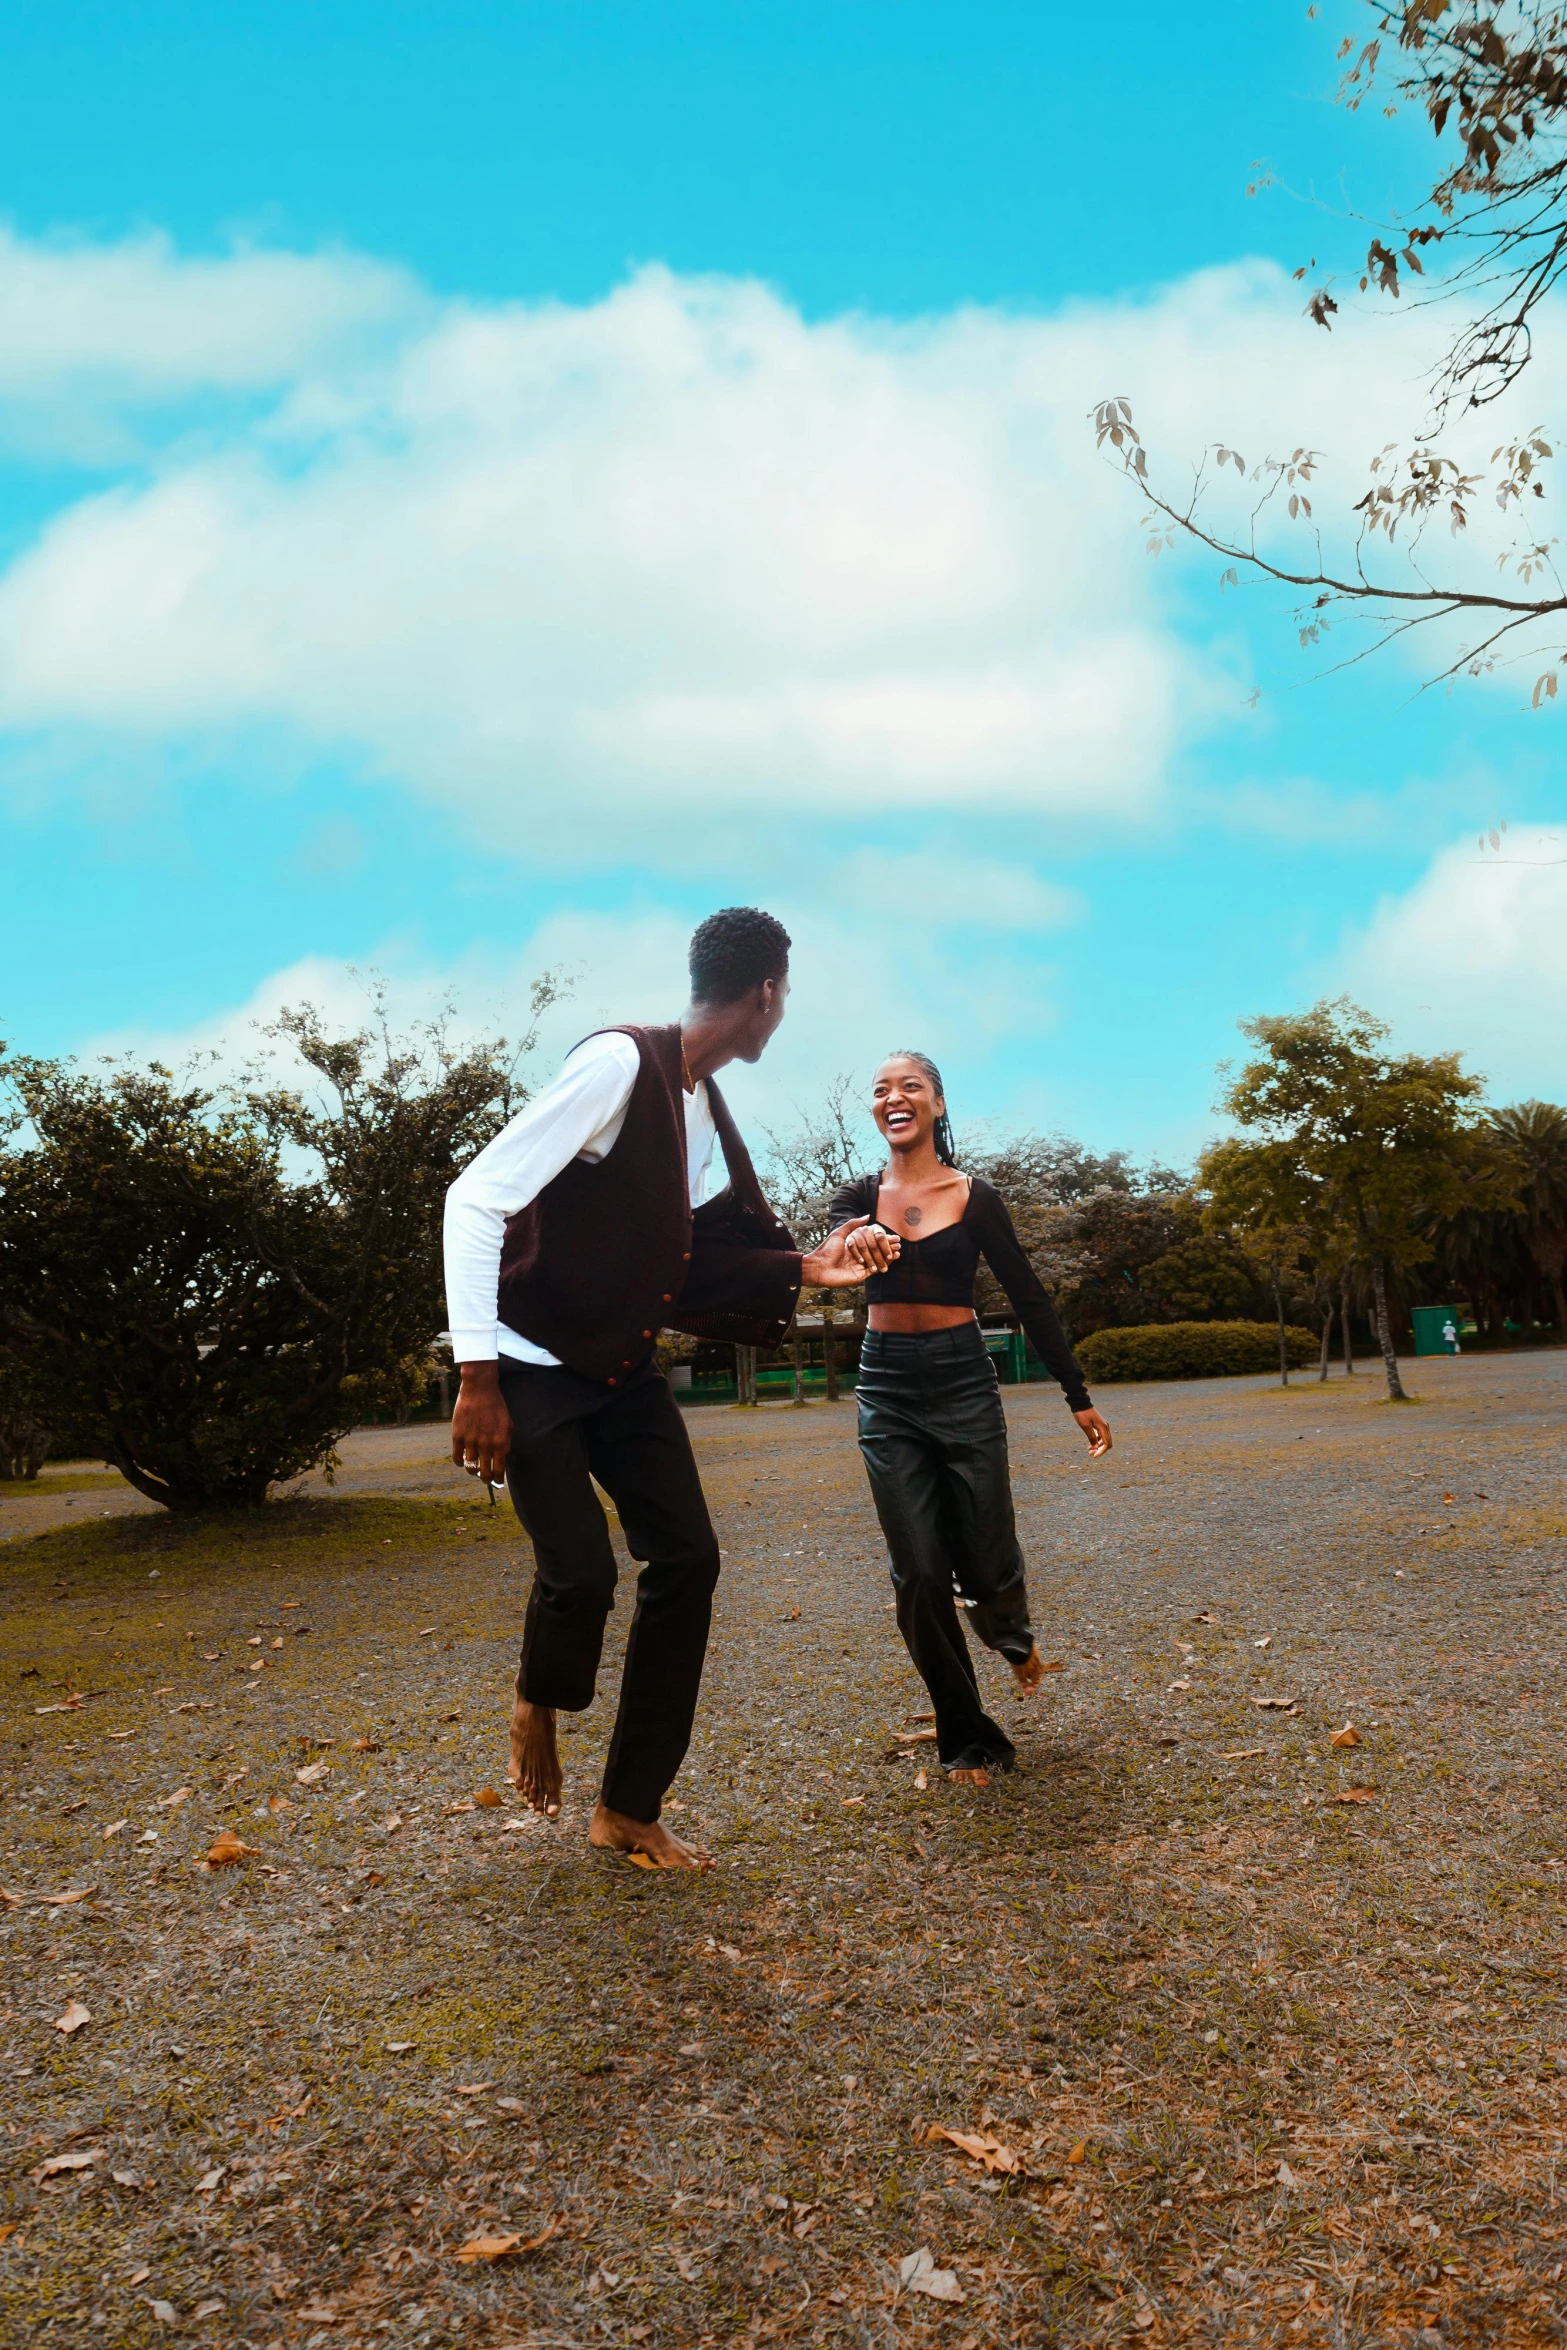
[
  {"left": 927, "top": 2125, "right": 1025, "bottom": 2176},
  {"left": 455, "top": 2217, "right": 560, "bottom": 2263},
  {"left": 1330, "top": 1724, "right": 1363, "bottom": 1748},
  {"left": 53, "top": 2002, "right": 91, "bottom": 2035},
  {"left": 899, "top": 2247, "right": 964, "bottom": 2303},
  {"left": 206, "top": 1831, "right": 260, "bottom": 1866}
]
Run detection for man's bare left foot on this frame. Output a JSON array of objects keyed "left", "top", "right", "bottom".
[
  {"left": 1010, "top": 1644, "right": 1047, "bottom": 1695},
  {"left": 510, "top": 1697, "right": 562, "bottom": 1817},
  {"left": 946, "top": 1764, "right": 992, "bottom": 1787},
  {"left": 589, "top": 1800, "right": 711, "bottom": 1869}
]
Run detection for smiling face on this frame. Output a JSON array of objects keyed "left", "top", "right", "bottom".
[{"left": 871, "top": 1056, "right": 944, "bottom": 1156}]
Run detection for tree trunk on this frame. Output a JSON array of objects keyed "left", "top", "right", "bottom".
[
  {"left": 1340, "top": 1275, "right": 1356, "bottom": 1374},
  {"left": 1273, "top": 1263, "right": 1289, "bottom": 1387},
  {"left": 734, "top": 1344, "right": 756, "bottom": 1406},
  {"left": 790, "top": 1322, "right": 807, "bottom": 1406},
  {"left": 1370, "top": 1260, "right": 1408, "bottom": 1400},
  {"left": 822, "top": 1308, "right": 839, "bottom": 1403},
  {"left": 1317, "top": 1298, "right": 1332, "bottom": 1382}
]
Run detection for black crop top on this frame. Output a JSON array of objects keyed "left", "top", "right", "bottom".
[{"left": 828, "top": 1171, "right": 1091, "bottom": 1413}]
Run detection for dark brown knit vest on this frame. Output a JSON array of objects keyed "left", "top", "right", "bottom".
[{"left": 494, "top": 1023, "right": 796, "bottom": 1384}]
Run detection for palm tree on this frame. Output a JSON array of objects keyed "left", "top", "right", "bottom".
[{"left": 1492, "top": 1102, "right": 1567, "bottom": 1338}]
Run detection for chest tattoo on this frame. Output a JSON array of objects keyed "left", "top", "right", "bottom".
[{"left": 903, "top": 1206, "right": 923, "bottom": 1227}]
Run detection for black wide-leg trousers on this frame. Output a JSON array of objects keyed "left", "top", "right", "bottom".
[
  {"left": 855, "top": 1323, "right": 1035, "bottom": 1773},
  {"left": 498, "top": 1355, "right": 719, "bottom": 1823}
]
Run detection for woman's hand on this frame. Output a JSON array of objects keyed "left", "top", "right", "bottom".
[
  {"left": 802, "top": 1217, "right": 900, "bottom": 1288},
  {"left": 842, "top": 1220, "right": 900, "bottom": 1273},
  {"left": 1074, "top": 1407, "right": 1112, "bottom": 1458}
]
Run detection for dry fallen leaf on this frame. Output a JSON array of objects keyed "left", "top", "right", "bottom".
[
  {"left": 1167, "top": 1678, "right": 1191, "bottom": 1693},
  {"left": 294, "top": 1761, "right": 330, "bottom": 1787},
  {"left": 39, "top": 1886, "right": 92, "bottom": 1906},
  {"left": 351, "top": 1738, "right": 381, "bottom": 1753},
  {"left": 384, "top": 2041, "right": 416, "bottom": 2053},
  {"left": 1277, "top": 2159, "right": 1301, "bottom": 2188},
  {"left": 474, "top": 1787, "right": 504, "bottom": 1808},
  {"left": 913, "top": 1769, "right": 929, "bottom": 1790},
  {"left": 269, "top": 1795, "right": 294, "bottom": 1815},
  {"left": 1218, "top": 1748, "right": 1266, "bottom": 1760},
  {"left": 1066, "top": 2141, "right": 1088, "bottom": 2164},
  {"left": 446, "top": 1800, "right": 476, "bottom": 1815},
  {"left": 455, "top": 2217, "right": 559, "bottom": 2263},
  {"left": 453, "top": 2081, "right": 497, "bottom": 2097},
  {"left": 193, "top": 2166, "right": 226, "bottom": 2194},
  {"left": 626, "top": 1850, "right": 658, "bottom": 1869},
  {"left": 928, "top": 2125, "right": 1024, "bottom": 2176},
  {"left": 1330, "top": 1723, "right": 1363, "bottom": 1748},
  {"left": 54, "top": 2001, "right": 91, "bottom": 2035},
  {"left": 111, "top": 2167, "right": 142, "bottom": 2189},
  {"left": 148, "top": 2300, "right": 177, "bottom": 2325},
  {"left": 383, "top": 1814, "right": 404, "bottom": 1834},
  {"left": 206, "top": 1831, "right": 260, "bottom": 1866},
  {"left": 899, "top": 2247, "right": 963, "bottom": 2304},
  {"left": 32, "top": 2146, "right": 102, "bottom": 2178},
  {"left": 1253, "top": 1635, "right": 1272, "bottom": 1649},
  {"left": 1335, "top": 1786, "right": 1377, "bottom": 1805},
  {"left": 841, "top": 1795, "right": 864, "bottom": 1808},
  {"left": 895, "top": 1728, "right": 938, "bottom": 1743},
  {"left": 1250, "top": 1697, "right": 1297, "bottom": 1711},
  {"left": 156, "top": 1787, "right": 193, "bottom": 1810},
  {"left": 102, "top": 1819, "right": 129, "bottom": 1841}
]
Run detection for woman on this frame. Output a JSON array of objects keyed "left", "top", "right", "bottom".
[{"left": 831, "top": 1053, "right": 1112, "bottom": 1786}]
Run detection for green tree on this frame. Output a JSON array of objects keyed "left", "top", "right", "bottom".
[
  {"left": 1215, "top": 999, "right": 1502, "bottom": 1400},
  {"left": 0, "top": 984, "right": 557, "bottom": 1511},
  {"left": 1491, "top": 1098, "right": 1567, "bottom": 1332},
  {"left": 1199, "top": 1136, "right": 1324, "bottom": 1387}
]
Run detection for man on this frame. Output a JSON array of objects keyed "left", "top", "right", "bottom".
[{"left": 444, "top": 908, "right": 885, "bottom": 1870}]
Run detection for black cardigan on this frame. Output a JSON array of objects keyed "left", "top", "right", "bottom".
[{"left": 828, "top": 1171, "right": 1091, "bottom": 1413}]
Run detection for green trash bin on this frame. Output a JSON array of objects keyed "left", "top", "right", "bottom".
[{"left": 1411, "top": 1304, "right": 1461, "bottom": 1357}]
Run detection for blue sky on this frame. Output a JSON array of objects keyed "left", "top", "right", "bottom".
[{"left": 1, "top": 0, "right": 1562, "bottom": 1166}]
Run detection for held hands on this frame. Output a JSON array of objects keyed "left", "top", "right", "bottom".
[
  {"left": 1074, "top": 1407, "right": 1113, "bottom": 1458},
  {"left": 801, "top": 1216, "right": 901, "bottom": 1290},
  {"left": 450, "top": 1363, "right": 513, "bottom": 1486}
]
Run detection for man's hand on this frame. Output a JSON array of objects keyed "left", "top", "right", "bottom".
[
  {"left": 1074, "top": 1407, "right": 1112, "bottom": 1458},
  {"left": 451, "top": 1363, "right": 513, "bottom": 1486},
  {"left": 802, "top": 1216, "right": 899, "bottom": 1289}
]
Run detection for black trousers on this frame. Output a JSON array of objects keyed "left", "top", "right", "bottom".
[
  {"left": 855, "top": 1322, "right": 1035, "bottom": 1772},
  {"left": 498, "top": 1355, "right": 720, "bottom": 1823}
]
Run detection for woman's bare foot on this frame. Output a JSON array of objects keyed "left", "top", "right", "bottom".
[
  {"left": 946, "top": 1764, "right": 991, "bottom": 1787},
  {"left": 1010, "top": 1644, "right": 1047, "bottom": 1695},
  {"left": 589, "top": 1800, "right": 711, "bottom": 1869},
  {"left": 510, "top": 1696, "right": 562, "bottom": 1817}
]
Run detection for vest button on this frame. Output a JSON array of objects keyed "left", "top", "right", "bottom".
[
  {"left": 607, "top": 1377, "right": 617, "bottom": 1386},
  {"left": 662, "top": 1293, "right": 673, "bottom": 1303},
  {"left": 681, "top": 1251, "right": 690, "bottom": 1262},
  {"left": 622, "top": 1359, "right": 632, "bottom": 1367},
  {"left": 642, "top": 1329, "right": 652, "bottom": 1339}
]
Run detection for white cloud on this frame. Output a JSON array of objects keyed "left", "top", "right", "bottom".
[
  {"left": 2, "top": 229, "right": 1557, "bottom": 852},
  {"left": 1337, "top": 826, "right": 1567, "bottom": 1101},
  {"left": 0, "top": 226, "right": 420, "bottom": 455}
]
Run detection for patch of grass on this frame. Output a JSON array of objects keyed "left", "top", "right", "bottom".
[{"left": 0, "top": 1470, "right": 127, "bottom": 1499}]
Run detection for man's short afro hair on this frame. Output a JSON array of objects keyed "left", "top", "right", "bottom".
[{"left": 688, "top": 907, "right": 792, "bottom": 1005}]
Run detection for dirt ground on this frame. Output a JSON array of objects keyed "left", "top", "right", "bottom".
[{"left": 4, "top": 1350, "right": 1567, "bottom": 2350}]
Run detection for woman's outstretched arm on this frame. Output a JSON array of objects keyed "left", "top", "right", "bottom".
[{"left": 971, "top": 1182, "right": 1111, "bottom": 1452}]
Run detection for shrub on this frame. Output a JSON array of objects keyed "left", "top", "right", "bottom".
[{"left": 1075, "top": 1319, "right": 1317, "bottom": 1383}]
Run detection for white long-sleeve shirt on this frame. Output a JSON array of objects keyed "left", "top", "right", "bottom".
[{"left": 443, "top": 1029, "right": 717, "bottom": 1366}]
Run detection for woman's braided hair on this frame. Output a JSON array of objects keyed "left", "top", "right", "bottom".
[{"left": 888, "top": 1049, "right": 957, "bottom": 1167}]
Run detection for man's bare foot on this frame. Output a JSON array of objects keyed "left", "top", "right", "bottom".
[
  {"left": 1010, "top": 1644, "right": 1047, "bottom": 1695},
  {"left": 589, "top": 1800, "right": 711, "bottom": 1870},
  {"left": 510, "top": 1696, "right": 562, "bottom": 1817},
  {"left": 946, "top": 1764, "right": 992, "bottom": 1788}
]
